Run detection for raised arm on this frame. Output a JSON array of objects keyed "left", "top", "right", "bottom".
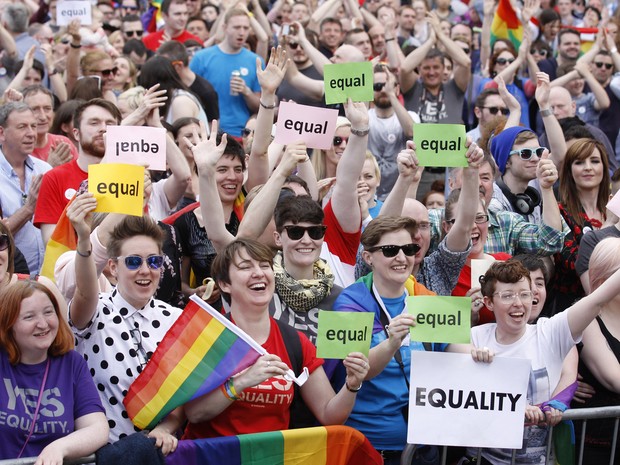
[
  {"left": 380, "top": 142, "right": 422, "bottom": 216},
  {"left": 428, "top": 12, "right": 471, "bottom": 91},
  {"left": 66, "top": 19, "right": 82, "bottom": 97},
  {"left": 330, "top": 100, "right": 369, "bottom": 233},
  {"left": 536, "top": 149, "right": 563, "bottom": 232},
  {"left": 400, "top": 28, "right": 435, "bottom": 93},
  {"left": 497, "top": 76, "right": 522, "bottom": 128},
  {"left": 574, "top": 56, "right": 610, "bottom": 111},
  {"left": 0, "top": 22, "right": 17, "bottom": 59},
  {"left": 246, "top": 46, "right": 289, "bottom": 191},
  {"left": 290, "top": 21, "right": 331, "bottom": 75},
  {"left": 536, "top": 72, "right": 567, "bottom": 170},
  {"left": 67, "top": 194, "right": 100, "bottom": 330},
  {"left": 7, "top": 45, "right": 36, "bottom": 91},
  {"left": 284, "top": 62, "right": 325, "bottom": 100}
]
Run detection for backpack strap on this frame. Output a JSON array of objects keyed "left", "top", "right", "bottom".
[{"left": 273, "top": 318, "right": 303, "bottom": 377}]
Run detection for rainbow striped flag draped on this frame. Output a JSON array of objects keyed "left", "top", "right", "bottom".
[
  {"left": 40, "top": 197, "right": 77, "bottom": 281},
  {"left": 165, "top": 426, "right": 383, "bottom": 465},
  {"left": 124, "top": 297, "right": 263, "bottom": 430},
  {"left": 490, "top": 0, "right": 523, "bottom": 51}
]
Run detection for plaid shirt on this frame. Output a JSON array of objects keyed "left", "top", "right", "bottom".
[{"left": 428, "top": 208, "right": 566, "bottom": 256}]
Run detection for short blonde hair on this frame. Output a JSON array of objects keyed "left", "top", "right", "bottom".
[{"left": 117, "top": 85, "right": 146, "bottom": 112}]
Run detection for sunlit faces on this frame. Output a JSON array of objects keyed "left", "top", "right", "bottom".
[
  {"left": 493, "top": 51, "right": 516, "bottom": 76},
  {"left": 175, "top": 121, "right": 201, "bottom": 158},
  {"left": 541, "top": 20, "right": 560, "bottom": 42},
  {"left": 348, "top": 31, "right": 372, "bottom": 60},
  {"left": 224, "top": 14, "right": 251, "bottom": 51},
  {"left": 469, "top": 202, "right": 489, "bottom": 257},
  {"left": 506, "top": 138, "right": 541, "bottom": 182},
  {"left": 215, "top": 154, "right": 244, "bottom": 204},
  {"left": 13, "top": 290, "right": 59, "bottom": 364},
  {"left": 74, "top": 105, "right": 118, "bottom": 158},
  {"left": 290, "top": 3, "right": 310, "bottom": 23},
  {"left": 571, "top": 148, "right": 604, "bottom": 191},
  {"left": 358, "top": 158, "right": 380, "bottom": 203},
  {"left": 218, "top": 248, "right": 275, "bottom": 309},
  {"left": 419, "top": 56, "right": 444, "bottom": 90},
  {"left": 583, "top": 7, "right": 601, "bottom": 28},
  {"left": 528, "top": 269, "right": 547, "bottom": 322},
  {"left": 412, "top": 0, "right": 427, "bottom": 19},
  {"left": 114, "top": 56, "right": 133, "bottom": 88},
  {"left": 326, "top": 125, "right": 351, "bottom": 172},
  {"left": 364, "top": 229, "right": 416, "bottom": 289},
  {"left": 484, "top": 277, "right": 532, "bottom": 343},
  {"left": 85, "top": 57, "right": 117, "bottom": 91},
  {"left": 399, "top": 7, "right": 416, "bottom": 31},
  {"left": 187, "top": 18, "right": 209, "bottom": 42},
  {"left": 121, "top": 20, "right": 144, "bottom": 41},
  {"left": 424, "top": 191, "right": 445, "bottom": 209},
  {"left": 109, "top": 235, "right": 162, "bottom": 309},
  {"left": 558, "top": 32, "right": 581, "bottom": 61},
  {"left": 319, "top": 22, "right": 343, "bottom": 49},
  {"left": 0, "top": 109, "right": 37, "bottom": 156},
  {"left": 368, "top": 25, "right": 386, "bottom": 55},
  {"left": 373, "top": 71, "right": 393, "bottom": 109},
  {"left": 565, "top": 75, "right": 585, "bottom": 97},
  {"left": 442, "top": 56, "right": 453, "bottom": 83},
  {"left": 478, "top": 162, "right": 495, "bottom": 206},
  {"left": 451, "top": 24, "right": 473, "bottom": 44},
  {"left": 476, "top": 94, "right": 508, "bottom": 126},
  {"left": 548, "top": 87, "right": 576, "bottom": 118},
  {"left": 401, "top": 199, "right": 431, "bottom": 266},
  {"left": 164, "top": 1, "right": 190, "bottom": 34},
  {"left": 201, "top": 4, "right": 218, "bottom": 23},
  {"left": 556, "top": 0, "right": 572, "bottom": 16},
  {"left": 24, "top": 91, "right": 53, "bottom": 137},
  {"left": 591, "top": 53, "right": 614, "bottom": 85},
  {"left": 274, "top": 221, "right": 324, "bottom": 274}
]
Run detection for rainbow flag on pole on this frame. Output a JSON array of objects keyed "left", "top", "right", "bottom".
[
  {"left": 490, "top": 0, "right": 523, "bottom": 50},
  {"left": 40, "top": 198, "right": 77, "bottom": 281},
  {"left": 124, "top": 297, "right": 263, "bottom": 430}
]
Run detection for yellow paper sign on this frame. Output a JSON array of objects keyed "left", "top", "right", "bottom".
[{"left": 88, "top": 163, "right": 144, "bottom": 216}]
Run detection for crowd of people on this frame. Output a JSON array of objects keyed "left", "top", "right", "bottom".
[{"left": 0, "top": 0, "right": 620, "bottom": 463}]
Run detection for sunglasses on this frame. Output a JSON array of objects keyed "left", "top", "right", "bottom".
[
  {"left": 129, "top": 327, "right": 151, "bottom": 370},
  {"left": 509, "top": 147, "right": 545, "bottom": 160},
  {"left": 241, "top": 128, "right": 254, "bottom": 136},
  {"left": 367, "top": 243, "right": 421, "bottom": 257},
  {"left": 373, "top": 82, "right": 386, "bottom": 91},
  {"left": 496, "top": 57, "right": 515, "bottom": 65},
  {"left": 482, "top": 106, "right": 509, "bottom": 115},
  {"left": 115, "top": 255, "right": 165, "bottom": 270},
  {"left": 594, "top": 62, "right": 613, "bottom": 70},
  {"left": 333, "top": 136, "right": 349, "bottom": 146},
  {"left": 530, "top": 48, "right": 548, "bottom": 56},
  {"left": 287, "top": 42, "right": 300, "bottom": 49},
  {"left": 97, "top": 67, "right": 119, "bottom": 77},
  {"left": 283, "top": 225, "right": 327, "bottom": 240},
  {"left": 0, "top": 234, "right": 9, "bottom": 251},
  {"left": 125, "top": 29, "right": 143, "bottom": 37}
]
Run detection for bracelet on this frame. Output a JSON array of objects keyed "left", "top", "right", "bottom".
[
  {"left": 346, "top": 381, "right": 363, "bottom": 392},
  {"left": 76, "top": 248, "right": 92, "bottom": 257},
  {"left": 385, "top": 37, "right": 395, "bottom": 42},
  {"left": 259, "top": 99, "right": 277, "bottom": 109},
  {"left": 224, "top": 378, "right": 240, "bottom": 400},
  {"left": 228, "top": 378, "right": 240, "bottom": 398},
  {"left": 350, "top": 127, "right": 370, "bottom": 137},
  {"left": 70, "top": 43, "right": 81, "bottom": 49},
  {"left": 220, "top": 383, "right": 235, "bottom": 401},
  {"left": 540, "top": 108, "right": 553, "bottom": 117}
]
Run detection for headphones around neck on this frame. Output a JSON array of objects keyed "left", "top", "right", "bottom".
[{"left": 496, "top": 177, "right": 541, "bottom": 216}]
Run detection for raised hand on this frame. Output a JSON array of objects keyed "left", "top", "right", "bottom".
[
  {"left": 343, "top": 98, "right": 369, "bottom": 130},
  {"left": 67, "top": 19, "right": 82, "bottom": 43},
  {"left": 66, "top": 193, "right": 97, "bottom": 240},
  {"left": 48, "top": 141, "right": 73, "bottom": 167},
  {"left": 257, "top": 46, "right": 289, "bottom": 94},
  {"left": 464, "top": 138, "right": 484, "bottom": 169},
  {"left": 276, "top": 141, "right": 309, "bottom": 175},
  {"left": 534, "top": 71, "right": 551, "bottom": 108},
  {"left": 396, "top": 141, "right": 421, "bottom": 181},
  {"left": 536, "top": 149, "right": 558, "bottom": 189},
  {"left": 497, "top": 75, "right": 520, "bottom": 112},
  {"left": 25, "top": 174, "right": 43, "bottom": 211},
  {"left": 343, "top": 352, "right": 369, "bottom": 391},
  {"left": 186, "top": 120, "right": 227, "bottom": 175}
]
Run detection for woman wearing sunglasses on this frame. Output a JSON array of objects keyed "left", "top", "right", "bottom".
[
  {"left": 183, "top": 238, "right": 369, "bottom": 438},
  {"left": 70, "top": 194, "right": 183, "bottom": 452},
  {"left": 0, "top": 280, "right": 109, "bottom": 462},
  {"left": 545, "top": 138, "right": 610, "bottom": 316},
  {"left": 311, "top": 116, "right": 351, "bottom": 204}
]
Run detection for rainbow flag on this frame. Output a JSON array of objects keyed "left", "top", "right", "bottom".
[
  {"left": 490, "top": 0, "right": 523, "bottom": 51},
  {"left": 165, "top": 426, "right": 383, "bottom": 465},
  {"left": 40, "top": 198, "right": 77, "bottom": 281},
  {"left": 124, "top": 297, "right": 263, "bottom": 430}
]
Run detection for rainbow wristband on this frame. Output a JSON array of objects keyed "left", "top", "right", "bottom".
[{"left": 228, "top": 379, "right": 240, "bottom": 399}]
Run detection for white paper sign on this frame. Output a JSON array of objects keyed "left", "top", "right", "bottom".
[
  {"left": 56, "top": 1, "right": 92, "bottom": 26},
  {"left": 408, "top": 351, "right": 530, "bottom": 448},
  {"left": 104, "top": 126, "right": 167, "bottom": 171},
  {"left": 274, "top": 101, "right": 339, "bottom": 150},
  {"left": 471, "top": 258, "right": 494, "bottom": 288}
]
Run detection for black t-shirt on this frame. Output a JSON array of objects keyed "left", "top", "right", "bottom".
[{"left": 189, "top": 75, "right": 220, "bottom": 121}]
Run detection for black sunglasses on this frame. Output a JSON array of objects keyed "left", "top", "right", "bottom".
[
  {"left": 367, "top": 243, "right": 421, "bottom": 257},
  {"left": 129, "top": 326, "right": 151, "bottom": 371},
  {"left": 496, "top": 57, "right": 515, "bottom": 65},
  {"left": 594, "top": 62, "right": 613, "bottom": 70},
  {"left": 509, "top": 147, "right": 545, "bottom": 160},
  {"left": 373, "top": 82, "right": 386, "bottom": 91},
  {"left": 98, "top": 66, "right": 119, "bottom": 77},
  {"left": 125, "top": 29, "right": 143, "bottom": 37},
  {"left": 242, "top": 128, "right": 253, "bottom": 136},
  {"left": 530, "top": 48, "right": 548, "bottom": 56},
  {"left": 482, "top": 106, "right": 509, "bottom": 115},
  {"left": 0, "top": 234, "right": 9, "bottom": 251},
  {"left": 287, "top": 42, "right": 300, "bottom": 49},
  {"left": 283, "top": 225, "right": 327, "bottom": 240},
  {"left": 115, "top": 255, "right": 165, "bottom": 270},
  {"left": 333, "top": 136, "right": 349, "bottom": 146}
]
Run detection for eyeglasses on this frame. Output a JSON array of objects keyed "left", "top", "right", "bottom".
[
  {"left": 287, "top": 42, "right": 300, "bottom": 49},
  {"left": 125, "top": 29, "right": 143, "bottom": 37},
  {"left": 367, "top": 243, "right": 421, "bottom": 257},
  {"left": 333, "top": 136, "right": 349, "bottom": 146},
  {"left": 95, "top": 67, "right": 119, "bottom": 77},
  {"left": 0, "top": 234, "right": 9, "bottom": 251},
  {"left": 493, "top": 290, "right": 533, "bottom": 304},
  {"left": 594, "top": 62, "right": 613, "bottom": 70},
  {"left": 242, "top": 128, "right": 254, "bottom": 137},
  {"left": 115, "top": 255, "right": 165, "bottom": 270},
  {"left": 446, "top": 214, "right": 489, "bottom": 225},
  {"left": 129, "top": 326, "right": 151, "bottom": 370},
  {"left": 530, "top": 48, "right": 548, "bottom": 56},
  {"left": 509, "top": 147, "right": 545, "bottom": 160},
  {"left": 495, "top": 57, "right": 515, "bottom": 65},
  {"left": 417, "top": 221, "right": 431, "bottom": 231},
  {"left": 283, "top": 225, "right": 327, "bottom": 240},
  {"left": 373, "top": 82, "right": 386, "bottom": 91},
  {"left": 122, "top": 5, "right": 139, "bottom": 10},
  {"left": 482, "top": 106, "right": 509, "bottom": 115}
]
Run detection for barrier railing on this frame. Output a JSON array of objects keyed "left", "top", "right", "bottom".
[{"left": 401, "top": 405, "right": 620, "bottom": 465}]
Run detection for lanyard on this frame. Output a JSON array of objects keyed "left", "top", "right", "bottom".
[{"left": 18, "top": 358, "right": 51, "bottom": 458}]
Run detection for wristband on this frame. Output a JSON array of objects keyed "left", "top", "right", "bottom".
[
  {"left": 540, "top": 108, "right": 553, "bottom": 117},
  {"left": 70, "top": 43, "right": 82, "bottom": 49},
  {"left": 259, "top": 99, "right": 277, "bottom": 109},
  {"left": 385, "top": 37, "right": 395, "bottom": 42},
  {"left": 76, "top": 248, "right": 92, "bottom": 257},
  {"left": 346, "top": 381, "right": 363, "bottom": 392},
  {"left": 224, "top": 378, "right": 240, "bottom": 400},
  {"left": 350, "top": 127, "right": 370, "bottom": 137},
  {"left": 228, "top": 378, "right": 240, "bottom": 398}
]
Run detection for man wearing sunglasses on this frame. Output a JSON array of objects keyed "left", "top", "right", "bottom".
[
  {"left": 592, "top": 49, "right": 620, "bottom": 161},
  {"left": 467, "top": 88, "right": 508, "bottom": 144},
  {"left": 120, "top": 14, "right": 144, "bottom": 42}
]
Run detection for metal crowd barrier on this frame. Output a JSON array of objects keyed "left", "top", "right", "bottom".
[{"left": 401, "top": 405, "right": 620, "bottom": 465}]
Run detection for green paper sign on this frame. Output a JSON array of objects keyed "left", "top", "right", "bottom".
[
  {"left": 413, "top": 123, "right": 468, "bottom": 167},
  {"left": 407, "top": 296, "right": 471, "bottom": 344},
  {"left": 323, "top": 62, "right": 374, "bottom": 104},
  {"left": 316, "top": 310, "right": 374, "bottom": 359}
]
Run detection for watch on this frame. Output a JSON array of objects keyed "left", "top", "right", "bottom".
[
  {"left": 350, "top": 127, "right": 370, "bottom": 137},
  {"left": 540, "top": 108, "right": 553, "bottom": 117}
]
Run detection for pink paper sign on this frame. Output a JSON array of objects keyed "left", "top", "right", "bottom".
[
  {"left": 275, "top": 101, "right": 339, "bottom": 150},
  {"left": 104, "top": 125, "right": 167, "bottom": 171}
]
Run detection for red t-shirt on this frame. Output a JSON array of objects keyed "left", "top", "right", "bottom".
[
  {"left": 33, "top": 159, "right": 87, "bottom": 227},
  {"left": 32, "top": 134, "right": 78, "bottom": 163},
  {"left": 452, "top": 253, "right": 512, "bottom": 325},
  {"left": 183, "top": 318, "right": 323, "bottom": 439},
  {"left": 142, "top": 29, "right": 202, "bottom": 52}
]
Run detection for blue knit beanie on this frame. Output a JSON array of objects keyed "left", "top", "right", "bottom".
[{"left": 490, "top": 126, "right": 534, "bottom": 175}]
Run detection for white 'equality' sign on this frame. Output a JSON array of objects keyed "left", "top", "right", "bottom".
[
  {"left": 56, "top": 1, "right": 92, "bottom": 26},
  {"left": 104, "top": 125, "right": 167, "bottom": 171},
  {"left": 408, "top": 351, "right": 530, "bottom": 449}
]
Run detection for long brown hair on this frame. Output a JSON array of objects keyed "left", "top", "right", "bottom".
[
  {"left": 0, "top": 281, "right": 74, "bottom": 365},
  {"left": 559, "top": 138, "right": 610, "bottom": 227}
]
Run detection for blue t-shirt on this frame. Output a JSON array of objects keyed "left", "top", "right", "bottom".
[
  {"left": 190, "top": 46, "right": 263, "bottom": 137},
  {"left": 0, "top": 350, "right": 104, "bottom": 459}
]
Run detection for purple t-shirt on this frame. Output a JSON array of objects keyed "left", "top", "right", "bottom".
[{"left": 0, "top": 350, "right": 105, "bottom": 459}]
